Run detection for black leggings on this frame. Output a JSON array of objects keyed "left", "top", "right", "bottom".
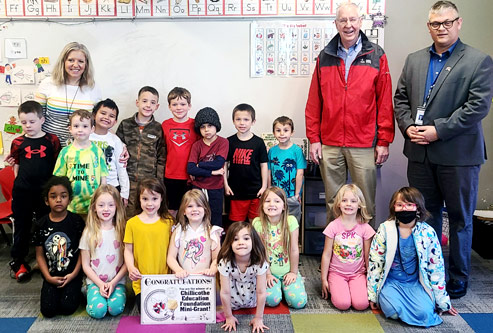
[{"left": 40, "top": 274, "right": 82, "bottom": 318}]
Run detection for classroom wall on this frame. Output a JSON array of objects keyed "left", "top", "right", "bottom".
[{"left": 0, "top": 0, "right": 491, "bottom": 223}]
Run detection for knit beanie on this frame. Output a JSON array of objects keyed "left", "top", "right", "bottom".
[{"left": 194, "top": 107, "right": 221, "bottom": 133}]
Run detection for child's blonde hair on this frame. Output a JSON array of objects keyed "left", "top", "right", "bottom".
[
  {"left": 257, "top": 186, "right": 291, "bottom": 257},
  {"left": 83, "top": 185, "right": 126, "bottom": 257},
  {"left": 332, "top": 184, "right": 371, "bottom": 223},
  {"left": 176, "top": 189, "right": 212, "bottom": 238}
]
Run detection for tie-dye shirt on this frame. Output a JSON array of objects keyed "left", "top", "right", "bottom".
[{"left": 53, "top": 142, "right": 108, "bottom": 214}]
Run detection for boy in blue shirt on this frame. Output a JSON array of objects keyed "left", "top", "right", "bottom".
[{"left": 268, "top": 116, "right": 306, "bottom": 222}]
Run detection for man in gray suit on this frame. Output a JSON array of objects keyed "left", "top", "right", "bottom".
[{"left": 394, "top": 0, "right": 493, "bottom": 299}]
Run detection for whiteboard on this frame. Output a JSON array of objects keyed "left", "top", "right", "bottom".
[{"left": 0, "top": 20, "right": 315, "bottom": 147}]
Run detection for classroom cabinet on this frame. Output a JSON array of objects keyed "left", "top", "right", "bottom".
[{"left": 301, "top": 162, "right": 327, "bottom": 255}]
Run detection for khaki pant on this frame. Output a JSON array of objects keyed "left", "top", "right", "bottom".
[{"left": 319, "top": 145, "right": 376, "bottom": 227}]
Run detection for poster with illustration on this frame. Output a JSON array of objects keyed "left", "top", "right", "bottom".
[
  {"left": 11, "top": 66, "right": 35, "bottom": 85},
  {"left": 22, "top": 89, "right": 36, "bottom": 102},
  {"left": 140, "top": 275, "right": 215, "bottom": 325},
  {"left": 0, "top": 87, "right": 21, "bottom": 106}
]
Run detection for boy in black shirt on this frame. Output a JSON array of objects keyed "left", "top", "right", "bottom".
[
  {"left": 9, "top": 101, "right": 61, "bottom": 281},
  {"left": 224, "top": 104, "right": 268, "bottom": 222}
]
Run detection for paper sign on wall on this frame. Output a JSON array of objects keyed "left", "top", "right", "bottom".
[{"left": 4, "top": 39, "right": 27, "bottom": 59}]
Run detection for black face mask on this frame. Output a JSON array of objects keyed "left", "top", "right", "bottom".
[{"left": 395, "top": 210, "right": 417, "bottom": 224}]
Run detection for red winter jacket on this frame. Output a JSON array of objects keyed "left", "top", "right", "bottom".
[{"left": 305, "top": 33, "right": 394, "bottom": 148}]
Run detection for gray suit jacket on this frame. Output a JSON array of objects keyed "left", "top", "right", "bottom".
[{"left": 394, "top": 39, "right": 493, "bottom": 166}]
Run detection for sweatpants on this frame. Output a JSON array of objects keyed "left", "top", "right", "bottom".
[
  {"left": 328, "top": 271, "right": 369, "bottom": 310},
  {"left": 266, "top": 272, "right": 307, "bottom": 309}
]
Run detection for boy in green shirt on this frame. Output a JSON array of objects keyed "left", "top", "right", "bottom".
[{"left": 54, "top": 109, "right": 108, "bottom": 217}]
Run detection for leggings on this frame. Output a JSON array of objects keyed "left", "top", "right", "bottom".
[
  {"left": 86, "top": 283, "right": 126, "bottom": 319},
  {"left": 40, "top": 274, "right": 82, "bottom": 318},
  {"left": 266, "top": 272, "right": 307, "bottom": 309},
  {"left": 328, "top": 271, "right": 369, "bottom": 310}
]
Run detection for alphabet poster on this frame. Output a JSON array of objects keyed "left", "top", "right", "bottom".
[
  {"left": 0, "top": 0, "right": 385, "bottom": 18},
  {"left": 140, "top": 274, "right": 216, "bottom": 325},
  {"left": 250, "top": 19, "right": 384, "bottom": 77}
]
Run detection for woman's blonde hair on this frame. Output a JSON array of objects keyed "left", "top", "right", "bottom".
[
  {"left": 82, "top": 185, "right": 126, "bottom": 257},
  {"left": 176, "top": 189, "right": 212, "bottom": 238},
  {"left": 257, "top": 186, "right": 291, "bottom": 258},
  {"left": 332, "top": 184, "right": 371, "bottom": 223},
  {"left": 52, "top": 42, "right": 95, "bottom": 88}
]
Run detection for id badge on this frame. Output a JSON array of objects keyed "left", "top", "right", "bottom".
[{"left": 415, "top": 107, "right": 426, "bottom": 126}]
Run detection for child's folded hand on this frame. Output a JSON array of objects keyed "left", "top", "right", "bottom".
[
  {"left": 128, "top": 267, "right": 142, "bottom": 281},
  {"left": 175, "top": 270, "right": 189, "bottom": 279},
  {"left": 48, "top": 276, "right": 65, "bottom": 287},
  {"left": 201, "top": 267, "right": 217, "bottom": 276},
  {"left": 58, "top": 276, "right": 69, "bottom": 288}
]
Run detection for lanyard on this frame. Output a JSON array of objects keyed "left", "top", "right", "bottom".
[
  {"left": 396, "top": 225, "right": 418, "bottom": 276},
  {"left": 423, "top": 59, "right": 441, "bottom": 108},
  {"left": 423, "top": 83, "right": 435, "bottom": 108}
]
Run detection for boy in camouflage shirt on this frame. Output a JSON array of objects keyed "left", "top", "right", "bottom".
[{"left": 116, "top": 86, "right": 165, "bottom": 217}]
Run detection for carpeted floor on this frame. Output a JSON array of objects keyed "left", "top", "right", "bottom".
[{"left": 0, "top": 238, "right": 492, "bottom": 332}]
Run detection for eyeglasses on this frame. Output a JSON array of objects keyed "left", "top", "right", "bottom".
[
  {"left": 336, "top": 17, "right": 361, "bottom": 24},
  {"left": 428, "top": 17, "right": 459, "bottom": 30},
  {"left": 394, "top": 202, "right": 417, "bottom": 210}
]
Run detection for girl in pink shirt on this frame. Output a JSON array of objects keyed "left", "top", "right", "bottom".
[{"left": 320, "top": 184, "right": 375, "bottom": 310}]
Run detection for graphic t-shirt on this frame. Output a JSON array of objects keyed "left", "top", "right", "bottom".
[
  {"left": 173, "top": 224, "right": 223, "bottom": 273},
  {"left": 162, "top": 118, "right": 199, "bottom": 180},
  {"left": 10, "top": 133, "right": 61, "bottom": 191},
  {"left": 90, "top": 132, "right": 130, "bottom": 199},
  {"left": 34, "top": 212, "right": 85, "bottom": 277},
  {"left": 217, "top": 259, "right": 269, "bottom": 310},
  {"left": 53, "top": 142, "right": 109, "bottom": 214},
  {"left": 79, "top": 226, "right": 126, "bottom": 286},
  {"left": 227, "top": 134, "right": 268, "bottom": 200},
  {"left": 252, "top": 215, "right": 298, "bottom": 276},
  {"left": 323, "top": 218, "right": 375, "bottom": 275},
  {"left": 267, "top": 144, "right": 306, "bottom": 198}
]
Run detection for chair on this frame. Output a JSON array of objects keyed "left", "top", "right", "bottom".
[{"left": 0, "top": 166, "right": 15, "bottom": 245}]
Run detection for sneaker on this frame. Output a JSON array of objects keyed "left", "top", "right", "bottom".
[{"left": 9, "top": 260, "right": 31, "bottom": 282}]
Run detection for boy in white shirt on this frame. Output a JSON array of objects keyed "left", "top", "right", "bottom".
[{"left": 90, "top": 99, "right": 129, "bottom": 205}]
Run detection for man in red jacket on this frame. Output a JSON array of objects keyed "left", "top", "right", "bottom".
[{"left": 305, "top": 2, "right": 394, "bottom": 227}]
